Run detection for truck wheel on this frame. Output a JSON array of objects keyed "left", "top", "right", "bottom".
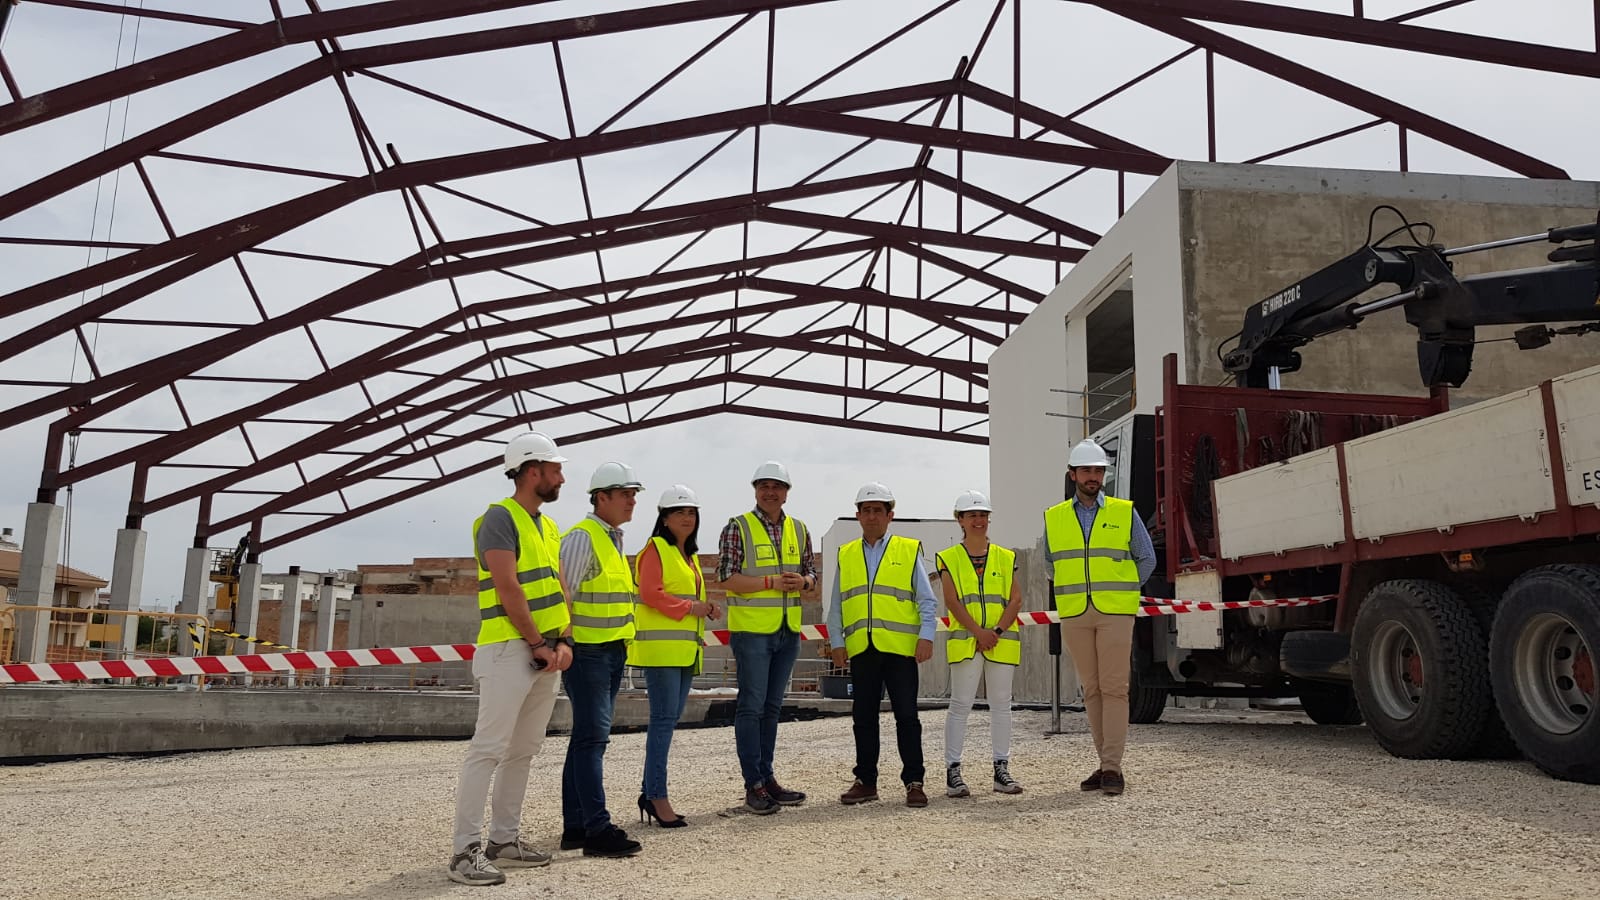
[
  {"left": 1297, "top": 681, "right": 1363, "bottom": 725},
  {"left": 1129, "top": 680, "right": 1168, "bottom": 724},
  {"left": 1351, "top": 579, "right": 1491, "bottom": 759},
  {"left": 1489, "top": 565, "right": 1600, "bottom": 784},
  {"left": 1128, "top": 638, "right": 1167, "bottom": 724},
  {"left": 1452, "top": 581, "right": 1520, "bottom": 759}
]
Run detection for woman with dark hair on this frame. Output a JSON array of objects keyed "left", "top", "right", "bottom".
[{"left": 630, "top": 483, "right": 719, "bottom": 827}]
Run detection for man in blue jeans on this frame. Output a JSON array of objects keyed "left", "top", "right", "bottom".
[
  {"left": 557, "top": 462, "right": 645, "bottom": 857},
  {"left": 717, "top": 461, "right": 820, "bottom": 814}
]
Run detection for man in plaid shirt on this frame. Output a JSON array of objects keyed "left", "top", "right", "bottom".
[{"left": 717, "top": 461, "right": 819, "bottom": 814}]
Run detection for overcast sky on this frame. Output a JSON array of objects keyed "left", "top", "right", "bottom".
[{"left": 1, "top": 0, "right": 1597, "bottom": 609}]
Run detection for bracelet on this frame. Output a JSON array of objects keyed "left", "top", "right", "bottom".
[{"left": 763, "top": 575, "right": 771, "bottom": 589}]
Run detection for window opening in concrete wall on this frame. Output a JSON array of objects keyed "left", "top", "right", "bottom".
[{"left": 1085, "top": 273, "right": 1135, "bottom": 434}]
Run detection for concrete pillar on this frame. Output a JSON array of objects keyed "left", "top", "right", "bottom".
[
  {"left": 316, "top": 577, "right": 336, "bottom": 686},
  {"left": 278, "top": 584, "right": 305, "bottom": 686},
  {"left": 233, "top": 563, "right": 263, "bottom": 655},
  {"left": 14, "top": 502, "right": 64, "bottom": 663},
  {"left": 346, "top": 595, "right": 364, "bottom": 652},
  {"left": 176, "top": 547, "right": 210, "bottom": 657},
  {"left": 109, "top": 528, "right": 147, "bottom": 658}
]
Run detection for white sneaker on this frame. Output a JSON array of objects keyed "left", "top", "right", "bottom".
[
  {"left": 448, "top": 843, "right": 507, "bottom": 886},
  {"left": 486, "top": 837, "right": 552, "bottom": 868}
]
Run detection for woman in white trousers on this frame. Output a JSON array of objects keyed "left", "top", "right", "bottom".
[{"left": 937, "top": 489, "right": 1025, "bottom": 798}]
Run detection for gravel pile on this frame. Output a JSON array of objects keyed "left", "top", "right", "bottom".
[{"left": 2, "top": 707, "right": 1595, "bottom": 900}]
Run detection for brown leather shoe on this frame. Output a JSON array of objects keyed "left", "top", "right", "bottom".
[
  {"left": 1100, "top": 771, "right": 1125, "bottom": 795},
  {"left": 905, "top": 782, "right": 929, "bottom": 808},
  {"left": 840, "top": 779, "right": 879, "bottom": 805},
  {"left": 1079, "top": 770, "right": 1104, "bottom": 791}
]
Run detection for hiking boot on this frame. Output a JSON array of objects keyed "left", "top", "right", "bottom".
[
  {"left": 582, "top": 825, "right": 642, "bottom": 858},
  {"left": 558, "top": 826, "right": 586, "bottom": 851},
  {"left": 1100, "top": 771, "right": 1125, "bottom": 796},
  {"left": 447, "top": 843, "right": 506, "bottom": 886},
  {"left": 840, "top": 779, "right": 879, "bottom": 805},
  {"left": 992, "top": 759, "right": 1023, "bottom": 795},
  {"left": 905, "top": 782, "right": 929, "bottom": 808},
  {"left": 1079, "top": 769, "right": 1104, "bottom": 792},
  {"left": 743, "top": 784, "right": 782, "bottom": 815},
  {"left": 945, "top": 762, "right": 970, "bottom": 798},
  {"left": 765, "top": 778, "right": 807, "bottom": 806},
  {"left": 486, "top": 837, "right": 552, "bottom": 868}
]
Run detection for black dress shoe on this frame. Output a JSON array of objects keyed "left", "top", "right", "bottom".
[{"left": 559, "top": 826, "right": 585, "bottom": 851}]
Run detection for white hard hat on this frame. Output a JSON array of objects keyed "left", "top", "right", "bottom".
[
  {"left": 1068, "top": 439, "right": 1111, "bottom": 468},
  {"left": 657, "top": 483, "right": 701, "bottom": 509},
  {"left": 589, "top": 461, "right": 643, "bottom": 493},
  {"left": 751, "top": 461, "right": 792, "bottom": 487},
  {"left": 503, "top": 431, "right": 566, "bottom": 474},
  {"left": 854, "top": 481, "right": 896, "bottom": 508},
  {"left": 953, "top": 489, "right": 992, "bottom": 513}
]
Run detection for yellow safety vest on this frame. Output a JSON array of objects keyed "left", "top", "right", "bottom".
[
  {"left": 937, "top": 543, "right": 1020, "bottom": 665},
  {"left": 726, "top": 511, "right": 805, "bottom": 634},
  {"left": 566, "top": 517, "right": 637, "bottom": 644},
  {"left": 837, "top": 535, "right": 923, "bottom": 658},
  {"left": 474, "top": 499, "right": 568, "bottom": 645},
  {"left": 628, "top": 536, "right": 705, "bottom": 669},
  {"left": 1045, "top": 496, "right": 1142, "bottom": 617}
]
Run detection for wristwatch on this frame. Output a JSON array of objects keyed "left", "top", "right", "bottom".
[{"left": 992, "top": 627, "right": 1005, "bottom": 635}]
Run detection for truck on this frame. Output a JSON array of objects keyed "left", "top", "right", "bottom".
[{"left": 1093, "top": 208, "right": 1600, "bottom": 782}]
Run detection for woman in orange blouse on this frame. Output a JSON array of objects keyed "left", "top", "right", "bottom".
[{"left": 631, "top": 484, "right": 719, "bottom": 827}]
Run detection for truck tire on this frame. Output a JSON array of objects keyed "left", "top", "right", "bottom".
[
  {"left": 1489, "top": 565, "right": 1600, "bottom": 784},
  {"left": 1129, "top": 680, "right": 1168, "bottom": 724},
  {"left": 1297, "top": 681, "right": 1363, "bottom": 725},
  {"left": 1128, "top": 637, "right": 1167, "bottom": 724},
  {"left": 1281, "top": 629, "right": 1352, "bottom": 682},
  {"left": 1451, "top": 580, "right": 1520, "bottom": 759},
  {"left": 1351, "top": 579, "right": 1491, "bottom": 759}
]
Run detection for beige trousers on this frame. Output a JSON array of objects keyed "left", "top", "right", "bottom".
[
  {"left": 452, "top": 639, "right": 562, "bottom": 853},
  {"left": 1061, "top": 604, "right": 1135, "bottom": 773}
]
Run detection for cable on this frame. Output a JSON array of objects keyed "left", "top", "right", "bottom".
[
  {"left": 1365, "top": 204, "right": 1435, "bottom": 251},
  {"left": 1215, "top": 329, "right": 1242, "bottom": 367}
]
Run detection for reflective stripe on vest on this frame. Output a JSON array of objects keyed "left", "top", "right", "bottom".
[
  {"left": 837, "top": 534, "right": 922, "bottom": 658},
  {"left": 567, "top": 517, "right": 637, "bottom": 643},
  {"left": 726, "top": 511, "right": 804, "bottom": 634},
  {"left": 936, "top": 543, "right": 1019, "bottom": 665},
  {"left": 628, "top": 536, "right": 706, "bottom": 668},
  {"left": 474, "top": 500, "right": 568, "bottom": 645},
  {"left": 1045, "top": 496, "right": 1141, "bottom": 617}
]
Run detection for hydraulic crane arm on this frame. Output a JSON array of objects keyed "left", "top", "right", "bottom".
[{"left": 1222, "top": 212, "right": 1599, "bottom": 389}]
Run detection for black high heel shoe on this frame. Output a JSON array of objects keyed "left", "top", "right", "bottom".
[{"left": 637, "top": 792, "right": 688, "bottom": 828}]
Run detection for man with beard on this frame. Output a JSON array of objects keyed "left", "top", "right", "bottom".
[
  {"left": 1041, "top": 439, "right": 1156, "bottom": 797},
  {"left": 449, "top": 432, "right": 574, "bottom": 886}
]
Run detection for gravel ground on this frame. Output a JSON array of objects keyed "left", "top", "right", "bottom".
[{"left": 2, "top": 707, "right": 1596, "bottom": 900}]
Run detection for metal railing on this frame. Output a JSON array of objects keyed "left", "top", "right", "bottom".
[
  {"left": 1047, "top": 366, "right": 1136, "bottom": 436},
  {"left": 1, "top": 604, "right": 210, "bottom": 667}
]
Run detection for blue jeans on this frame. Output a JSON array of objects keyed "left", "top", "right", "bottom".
[
  {"left": 730, "top": 628, "right": 800, "bottom": 788},
  {"left": 561, "top": 641, "right": 625, "bottom": 836},
  {"left": 641, "top": 665, "right": 695, "bottom": 800}
]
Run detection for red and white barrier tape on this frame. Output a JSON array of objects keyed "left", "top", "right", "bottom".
[
  {"left": 0, "top": 645, "right": 474, "bottom": 685},
  {"left": 1, "top": 595, "right": 1331, "bottom": 684}
]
